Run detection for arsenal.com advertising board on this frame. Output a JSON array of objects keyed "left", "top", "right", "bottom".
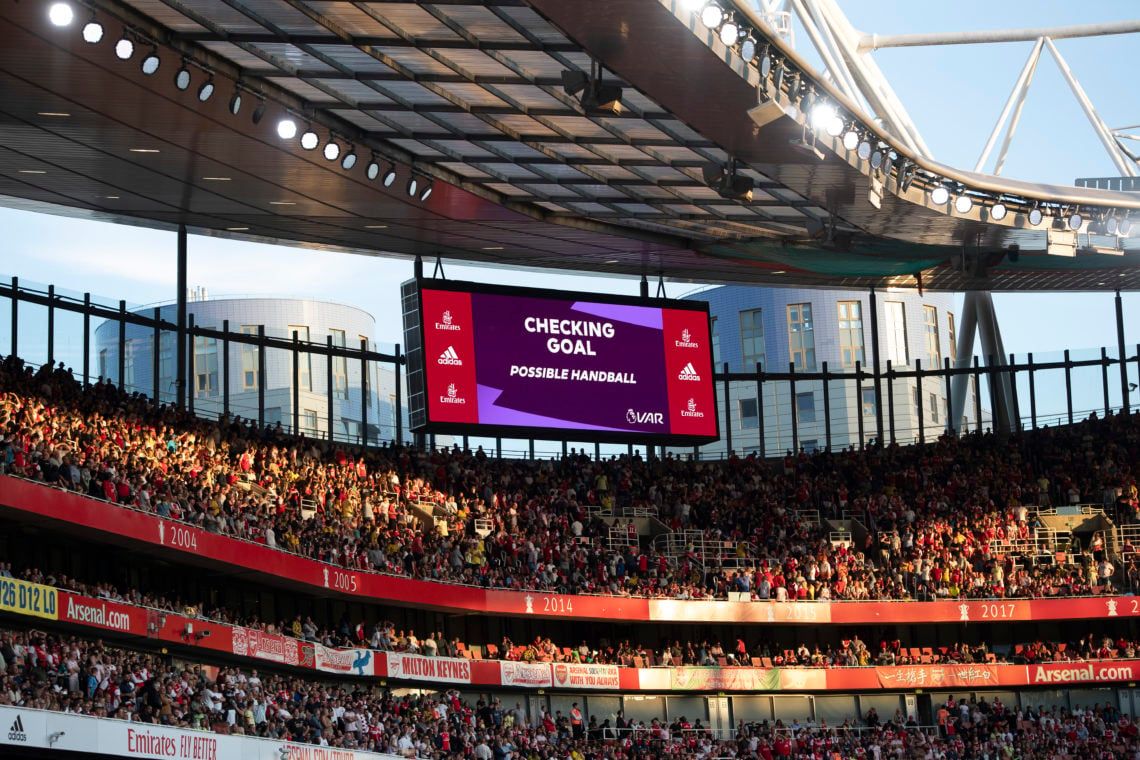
[{"left": 412, "top": 280, "right": 718, "bottom": 444}]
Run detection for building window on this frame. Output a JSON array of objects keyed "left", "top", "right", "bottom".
[
  {"left": 739, "top": 309, "right": 765, "bottom": 370},
  {"left": 801, "top": 439, "right": 819, "bottom": 454},
  {"left": 288, "top": 325, "right": 311, "bottom": 392},
  {"left": 264, "top": 407, "right": 282, "bottom": 426},
  {"left": 159, "top": 333, "right": 174, "bottom": 395},
  {"left": 923, "top": 305, "right": 941, "bottom": 368},
  {"left": 123, "top": 339, "right": 135, "bottom": 391},
  {"left": 787, "top": 303, "right": 816, "bottom": 371},
  {"left": 711, "top": 317, "right": 721, "bottom": 367},
  {"left": 947, "top": 312, "right": 956, "bottom": 364},
  {"left": 330, "top": 329, "right": 348, "bottom": 400},
  {"left": 739, "top": 397, "right": 759, "bottom": 429},
  {"left": 194, "top": 330, "right": 218, "bottom": 397},
  {"left": 240, "top": 325, "right": 259, "bottom": 390},
  {"left": 302, "top": 409, "right": 318, "bottom": 435},
  {"left": 861, "top": 388, "right": 877, "bottom": 417},
  {"left": 929, "top": 392, "right": 940, "bottom": 424},
  {"left": 837, "top": 301, "right": 864, "bottom": 368},
  {"left": 98, "top": 348, "right": 108, "bottom": 381},
  {"left": 884, "top": 301, "right": 909, "bottom": 366},
  {"left": 796, "top": 391, "right": 816, "bottom": 423}
]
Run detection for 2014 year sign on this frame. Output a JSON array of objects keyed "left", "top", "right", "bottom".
[{"left": 411, "top": 280, "right": 718, "bottom": 444}]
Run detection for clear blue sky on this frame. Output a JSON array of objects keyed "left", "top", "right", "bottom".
[{"left": 1, "top": 0, "right": 1137, "bottom": 404}]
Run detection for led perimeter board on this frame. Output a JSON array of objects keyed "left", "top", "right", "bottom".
[{"left": 401, "top": 279, "right": 718, "bottom": 445}]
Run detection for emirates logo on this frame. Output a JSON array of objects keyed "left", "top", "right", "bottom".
[
  {"left": 447, "top": 383, "right": 457, "bottom": 398},
  {"left": 681, "top": 398, "right": 704, "bottom": 418},
  {"left": 442, "top": 310, "right": 453, "bottom": 325},
  {"left": 439, "top": 382, "right": 466, "bottom": 405}
]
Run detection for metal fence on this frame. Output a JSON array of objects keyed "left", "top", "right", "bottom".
[{"left": 1, "top": 275, "right": 1137, "bottom": 461}]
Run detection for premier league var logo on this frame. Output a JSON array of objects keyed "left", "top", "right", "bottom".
[{"left": 626, "top": 409, "right": 638, "bottom": 424}]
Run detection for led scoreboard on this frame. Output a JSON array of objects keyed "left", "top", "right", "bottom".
[{"left": 403, "top": 279, "right": 719, "bottom": 444}]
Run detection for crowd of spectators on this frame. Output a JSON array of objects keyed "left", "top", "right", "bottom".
[
  {"left": 2, "top": 627, "right": 1139, "bottom": 758},
  {"left": 5, "top": 561, "right": 1139, "bottom": 672},
  {"left": 1, "top": 355, "right": 1139, "bottom": 605}
]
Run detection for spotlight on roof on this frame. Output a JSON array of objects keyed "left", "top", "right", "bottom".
[
  {"left": 841, "top": 130, "right": 859, "bottom": 151},
  {"left": 251, "top": 100, "right": 266, "bottom": 125},
  {"left": 48, "top": 3, "right": 74, "bottom": 27},
  {"left": 1067, "top": 210, "right": 1082, "bottom": 231},
  {"left": 560, "top": 68, "right": 622, "bottom": 115},
  {"left": 197, "top": 77, "right": 215, "bottom": 102},
  {"left": 299, "top": 129, "right": 319, "bottom": 150},
  {"left": 340, "top": 149, "right": 357, "bottom": 171},
  {"left": 82, "top": 18, "right": 103, "bottom": 43},
  {"left": 276, "top": 118, "right": 297, "bottom": 140},
  {"left": 1120, "top": 216, "right": 1133, "bottom": 236},
  {"left": 1028, "top": 205, "right": 1044, "bottom": 226},
  {"left": 419, "top": 180, "right": 434, "bottom": 202},
  {"left": 990, "top": 202, "right": 1007, "bottom": 222},
  {"left": 740, "top": 37, "right": 757, "bottom": 62},
  {"left": 174, "top": 63, "right": 192, "bottom": 91},
  {"left": 114, "top": 34, "right": 134, "bottom": 60},
  {"left": 140, "top": 48, "right": 160, "bottom": 75},
  {"left": 702, "top": 161, "right": 754, "bottom": 202},
  {"left": 718, "top": 17, "right": 740, "bottom": 46},
  {"left": 954, "top": 194, "right": 973, "bottom": 214},
  {"left": 809, "top": 102, "right": 842, "bottom": 137},
  {"left": 366, "top": 158, "right": 380, "bottom": 181},
  {"left": 382, "top": 164, "right": 397, "bottom": 187},
  {"left": 323, "top": 140, "right": 341, "bottom": 162},
  {"left": 228, "top": 89, "right": 242, "bottom": 116},
  {"left": 856, "top": 139, "right": 872, "bottom": 161},
  {"left": 700, "top": 3, "right": 724, "bottom": 28},
  {"left": 406, "top": 176, "right": 420, "bottom": 198},
  {"left": 897, "top": 161, "right": 916, "bottom": 192},
  {"left": 930, "top": 185, "right": 950, "bottom": 205}
]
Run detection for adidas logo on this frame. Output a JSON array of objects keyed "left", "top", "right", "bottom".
[
  {"left": 437, "top": 346, "right": 463, "bottom": 366},
  {"left": 677, "top": 362, "right": 701, "bottom": 381},
  {"left": 674, "top": 329, "right": 699, "bottom": 349},
  {"left": 8, "top": 715, "right": 27, "bottom": 742}
]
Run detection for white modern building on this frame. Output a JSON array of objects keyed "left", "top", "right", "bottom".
[
  {"left": 681, "top": 286, "right": 983, "bottom": 457},
  {"left": 94, "top": 294, "right": 409, "bottom": 444}
]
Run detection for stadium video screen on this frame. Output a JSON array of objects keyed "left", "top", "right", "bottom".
[{"left": 407, "top": 280, "right": 718, "bottom": 444}]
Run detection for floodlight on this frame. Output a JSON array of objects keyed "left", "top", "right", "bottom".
[
  {"left": 560, "top": 69, "right": 588, "bottom": 97},
  {"left": 419, "top": 180, "right": 434, "bottom": 201},
  {"left": 1028, "top": 206, "right": 1044, "bottom": 226},
  {"left": 48, "top": 3, "right": 74, "bottom": 27},
  {"left": 1105, "top": 216, "right": 1118, "bottom": 235},
  {"left": 323, "top": 140, "right": 341, "bottom": 161},
  {"left": 366, "top": 159, "right": 380, "bottom": 181},
  {"left": 701, "top": 4, "right": 723, "bottom": 28},
  {"left": 870, "top": 151, "right": 883, "bottom": 170},
  {"left": 382, "top": 164, "right": 397, "bottom": 187},
  {"left": 1067, "top": 212, "right": 1082, "bottom": 231},
  {"left": 276, "top": 119, "right": 297, "bottom": 140},
  {"left": 197, "top": 77, "right": 215, "bottom": 102},
  {"left": 740, "top": 38, "right": 756, "bottom": 62},
  {"left": 954, "top": 195, "right": 972, "bottom": 214},
  {"left": 300, "top": 130, "right": 319, "bottom": 150},
  {"left": 82, "top": 20, "right": 103, "bottom": 43},
  {"left": 228, "top": 90, "right": 242, "bottom": 115},
  {"left": 140, "top": 49, "right": 160, "bottom": 75},
  {"left": 930, "top": 186, "right": 949, "bottom": 205},
  {"left": 115, "top": 35, "right": 134, "bottom": 60},
  {"left": 1120, "top": 216, "right": 1133, "bottom": 236},
  {"left": 856, "top": 139, "right": 872, "bottom": 161},
  {"left": 341, "top": 149, "right": 357, "bottom": 170},
  {"left": 719, "top": 19, "right": 739, "bottom": 46},
  {"left": 174, "top": 64, "right": 192, "bottom": 91},
  {"left": 251, "top": 100, "right": 266, "bottom": 124},
  {"left": 990, "top": 203, "right": 1007, "bottom": 221},
  {"left": 842, "top": 130, "right": 859, "bottom": 151},
  {"left": 407, "top": 176, "right": 419, "bottom": 197}
]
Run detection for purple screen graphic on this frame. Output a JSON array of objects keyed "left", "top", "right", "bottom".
[{"left": 470, "top": 293, "right": 670, "bottom": 434}]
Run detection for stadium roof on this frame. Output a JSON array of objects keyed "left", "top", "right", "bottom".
[{"left": 1, "top": 0, "right": 1138, "bottom": 290}]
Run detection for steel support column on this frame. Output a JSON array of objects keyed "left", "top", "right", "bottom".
[
  {"left": 46, "top": 285, "right": 54, "bottom": 367},
  {"left": 395, "top": 344, "right": 403, "bottom": 445},
  {"left": 950, "top": 291, "right": 980, "bottom": 433},
  {"left": 221, "top": 320, "right": 230, "bottom": 417},
  {"left": 1117, "top": 291, "right": 1130, "bottom": 414},
  {"left": 360, "top": 338, "right": 369, "bottom": 449},
  {"left": 82, "top": 292, "right": 90, "bottom": 387},
  {"left": 868, "top": 288, "right": 884, "bottom": 444},
  {"left": 175, "top": 226, "right": 188, "bottom": 409}
]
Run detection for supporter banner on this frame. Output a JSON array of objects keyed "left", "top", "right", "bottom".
[
  {"left": 59, "top": 591, "right": 144, "bottom": 634},
  {"left": 874, "top": 664, "right": 1005, "bottom": 690},
  {"left": 386, "top": 652, "right": 472, "bottom": 684},
  {"left": 670, "top": 667, "right": 779, "bottom": 691},
  {"left": 778, "top": 669, "right": 829, "bottom": 691},
  {"left": 1029, "top": 662, "right": 1138, "bottom": 685},
  {"left": 500, "top": 661, "right": 554, "bottom": 688},
  {"left": 551, "top": 662, "right": 620, "bottom": 690},
  {"left": 0, "top": 705, "right": 402, "bottom": 760},
  {"left": 313, "top": 644, "right": 375, "bottom": 677},
  {"left": 231, "top": 626, "right": 301, "bottom": 667},
  {"left": 7, "top": 477, "right": 1140, "bottom": 628},
  {"left": 0, "top": 575, "right": 58, "bottom": 620}
]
